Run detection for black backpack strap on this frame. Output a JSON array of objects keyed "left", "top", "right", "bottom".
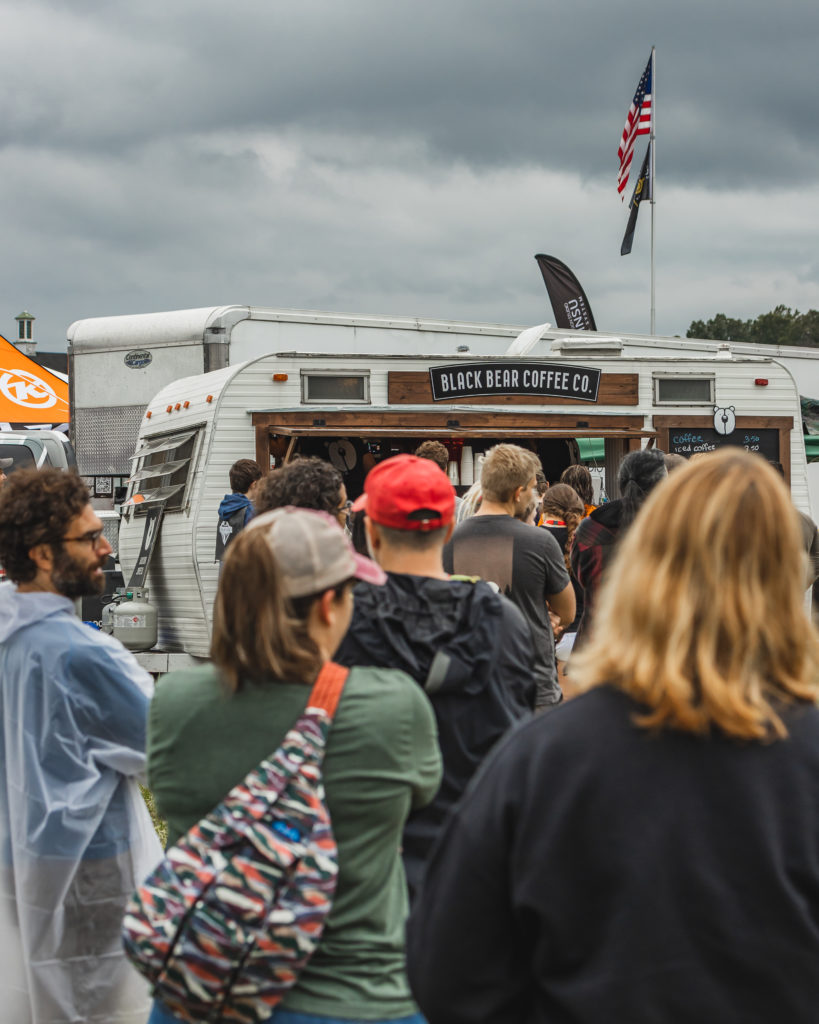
[{"left": 423, "top": 651, "right": 452, "bottom": 694}]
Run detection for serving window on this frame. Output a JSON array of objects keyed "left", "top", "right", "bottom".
[{"left": 251, "top": 409, "right": 654, "bottom": 500}]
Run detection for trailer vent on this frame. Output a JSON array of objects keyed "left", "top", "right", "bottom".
[
  {"left": 302, "top": 372, "right": 370, "bottom": 404},
  {"left": 653, "top": 376, "right": 714, "bottom": 405},
  {"left": 74, "top": 405, "right": 146, "bottom": 475}
]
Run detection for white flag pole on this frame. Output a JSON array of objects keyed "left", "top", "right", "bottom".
[{"left": 650, "top": 45, "right": 656, "bottom": 335}]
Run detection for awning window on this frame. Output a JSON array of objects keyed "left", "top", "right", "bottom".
[
  {"left": 130, "top": 431, "right": 196, "bottom": 460},
  {"left": 122, "top": 483, "right": 186, "bottom": 507},
  {"left": 124, "top": 426, "right": 201, "bottom": 515},
  {"left": 128, "top": 457, "right": 191, "bottom": 483}
]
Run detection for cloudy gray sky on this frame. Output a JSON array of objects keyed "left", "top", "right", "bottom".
[{"left": 2, "top": 0, "right": 817, "bottom": 350}]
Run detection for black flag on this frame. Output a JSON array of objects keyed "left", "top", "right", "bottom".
[
  {"left": 534, "top": 254, "right": 597, "bottom": 331},
  {"left": 620, "top": 142, "right": 652, "bottom": 256}
]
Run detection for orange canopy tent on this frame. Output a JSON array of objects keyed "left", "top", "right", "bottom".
[{"left": 0, "top": 333, "right": 69, "bottom": 426}]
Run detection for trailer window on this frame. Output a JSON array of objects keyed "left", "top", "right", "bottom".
[
  {"left": 125, "top": 427, "right": 201, "bottom": 514},
  {"left": 653, "top": 376, "right": 714, "bottom": 405},
  {"left": 302, "top": 372, "right": 370, "bottom": 404}
]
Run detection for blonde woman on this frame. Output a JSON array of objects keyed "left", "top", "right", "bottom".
[{"left": 407, "top": 450, "right": 819, "bottom": 1023}]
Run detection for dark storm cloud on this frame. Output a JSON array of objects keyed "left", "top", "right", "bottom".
[
  {"left": 1, "top": 0, "right": 818, "bottom": 350},
  {"left": 7, "top": 0, "right": 819, "bottom": 184}
]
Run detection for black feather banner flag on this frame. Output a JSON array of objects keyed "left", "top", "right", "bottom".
[{"left": 534, "top": 254, "right": 597, "bottom": 330}]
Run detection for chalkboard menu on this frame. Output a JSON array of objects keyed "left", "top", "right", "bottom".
[{"left": 667, "top": 427, "right": 780, "bottom": 461}]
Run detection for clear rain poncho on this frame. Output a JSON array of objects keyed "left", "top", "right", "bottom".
[{"left": 0, "top": 583, "right": 163, "bottom": 1024}]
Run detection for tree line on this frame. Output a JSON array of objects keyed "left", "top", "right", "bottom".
[{"left": 687, "top": 306, "right": 819, "bottom": 348}]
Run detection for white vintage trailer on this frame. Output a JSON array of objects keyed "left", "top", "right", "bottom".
[
  {"left": 118, "top": 331, "right": 808, "bottom": 660},
  {"left": 67, "top": 305, "right": 819, "bottom": 507}
]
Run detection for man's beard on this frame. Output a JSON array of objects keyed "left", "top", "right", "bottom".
[{"left": 51, "top": 546, "right": 106, "bottom": 598}]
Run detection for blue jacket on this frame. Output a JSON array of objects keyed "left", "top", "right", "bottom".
[{"left": 218, "top": 492, "right": 254, "bottom": 526}]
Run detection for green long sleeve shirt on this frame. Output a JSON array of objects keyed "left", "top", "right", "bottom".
[{"left": 148, "top": 663, "right": 442, "bottom": 1020}]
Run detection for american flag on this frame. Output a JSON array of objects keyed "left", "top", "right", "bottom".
[{"left": 617, "top": 55, "right": 652, "bottom": 197}]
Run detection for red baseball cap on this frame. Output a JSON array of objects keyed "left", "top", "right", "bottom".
[{"left": 353, "top": 453, "right": 455, "bottom": 531}]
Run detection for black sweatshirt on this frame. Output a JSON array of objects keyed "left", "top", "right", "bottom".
[
  {"left": 335, "top": 573, "right": 534, "bottom": 897},
  {"left": 407, "top": 686, "right": 819, "bottom": 1024}
]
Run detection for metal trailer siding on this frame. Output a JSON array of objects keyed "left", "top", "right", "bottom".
[{"left": 118, "top": 361, "right": 243, "bottom": 654}]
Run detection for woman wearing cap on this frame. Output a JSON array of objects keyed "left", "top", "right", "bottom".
[
  {"left": 407, "top": 450, "right": 819, "bottom": 1022},
  {"left": 146, "top": 507, "right": 442, "bottom": 1024}
]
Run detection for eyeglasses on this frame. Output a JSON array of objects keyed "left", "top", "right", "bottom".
[
  {"left": 60, "top": 529, "right": 106, "bottom": 547},
  {"left": 337, "top": 500, "right": 353, "bottom": 517}
]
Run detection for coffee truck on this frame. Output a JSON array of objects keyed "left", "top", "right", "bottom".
[
  {"left": 68, "top": 305, "right": 819, "bottom": 507},
  {"left": 115, "top": 322, "right": 809, "bottom": 668}
]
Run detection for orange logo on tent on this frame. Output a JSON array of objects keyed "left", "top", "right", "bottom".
[
  {"left": 0, "top": 368, "right": 60, "bottom": 410},
  {"left": 0, "top": 334, "right": 69, "bottom": 423}
]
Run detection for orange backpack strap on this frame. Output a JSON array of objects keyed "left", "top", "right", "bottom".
[{"left": 306, "top": 662, "right": 350, "bottom": 720}]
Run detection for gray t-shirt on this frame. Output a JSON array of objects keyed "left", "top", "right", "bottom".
[{"left": 443, "top": 515, "right": 569, "bottom": 706}]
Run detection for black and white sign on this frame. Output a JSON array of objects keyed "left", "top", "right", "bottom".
[{"left": 429, "top": 362, "right": 601, "bottom": 402}]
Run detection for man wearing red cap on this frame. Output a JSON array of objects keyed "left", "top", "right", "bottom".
[{"left": 335, "top": 453, "right": 535, "bottom": 899}]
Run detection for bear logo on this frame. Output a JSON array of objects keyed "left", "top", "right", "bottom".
[{"left": 713, "top": 405, "right": 736, "bottom": 436}]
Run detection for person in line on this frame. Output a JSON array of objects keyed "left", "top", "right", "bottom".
[
  {"left": 335, "top": 454, "right": 534, "bottom": 898},
  {"left": 664, "top": 452, "right": 687, "bottom": 473},
  {"left": 570, "top": 447, "right": 666, "bottom": 647},
  {"left": 415, "top": 440, "right": 463, "bottom": 517},
  {"left": 215, "top": 458, "right": 263, "bottom": 561},
  {"left": 254, "top": 456, "right": 351, "bottom": 531},
  {"left": 413, "top": 439, "right": 449, "bottom": 474},
  {"left": 559, "top": 463, "right": 596, "bottom": 515},
  {"left": 407, "top": 450, "right": 819, "bottom": 1023},
  {"left": 148, "top": 507, "right": 441, "bottom": 1024},
  {"left": 533, "top": 470, "right": 548, "bottom": 524},
  {"left": 0, "top": 457, "right": 12, "bottom": 489},
  {"left": 443, "top": 444, "right": 574, "bottom": 709},
  {"left": 455, "top": 479, "right": 482, "bottom": 523},
  {"left": 0, "top": 469, "right": 161, "bottom": 1024},
  {"left": 539, "top": 482, "right": 585, "bottom": 692}
]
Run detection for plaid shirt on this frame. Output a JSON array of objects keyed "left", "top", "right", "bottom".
[{"left": 570, "top": 500, "right": 625, "bottom": 648}]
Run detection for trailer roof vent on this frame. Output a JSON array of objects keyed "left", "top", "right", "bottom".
[
  {"left": 302, "top": 371, "right": 370, "bottom": 404},
  {"left": 549, "top": 337, "right": 623, "bottom": 357}
]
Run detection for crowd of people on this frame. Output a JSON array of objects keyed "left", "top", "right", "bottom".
[{"left": 2, "top": 437, "right": 819, "bottom": 1023}]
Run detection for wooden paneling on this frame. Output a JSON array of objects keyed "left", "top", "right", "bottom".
[
  {"left": 252, "top": 410, "right": 646, "bottom": 433},
  {"left": 387, "top": 371, "right": 639, "bottom": 406}
]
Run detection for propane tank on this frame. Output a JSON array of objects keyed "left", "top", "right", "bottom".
[
  {"left": 112, "top": 587, "right": 158, "bottom": 652},
  {"left": 100, "top": 598, "right": 118, "bottom": 635}
]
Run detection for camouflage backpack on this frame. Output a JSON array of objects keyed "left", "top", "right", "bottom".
[{"left": 122, "top": 662, "right": 349, "bottom": 1024}]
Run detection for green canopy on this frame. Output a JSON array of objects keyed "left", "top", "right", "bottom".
[{"left": 576, "top": 437, "right": 604, "bottom": 463}]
